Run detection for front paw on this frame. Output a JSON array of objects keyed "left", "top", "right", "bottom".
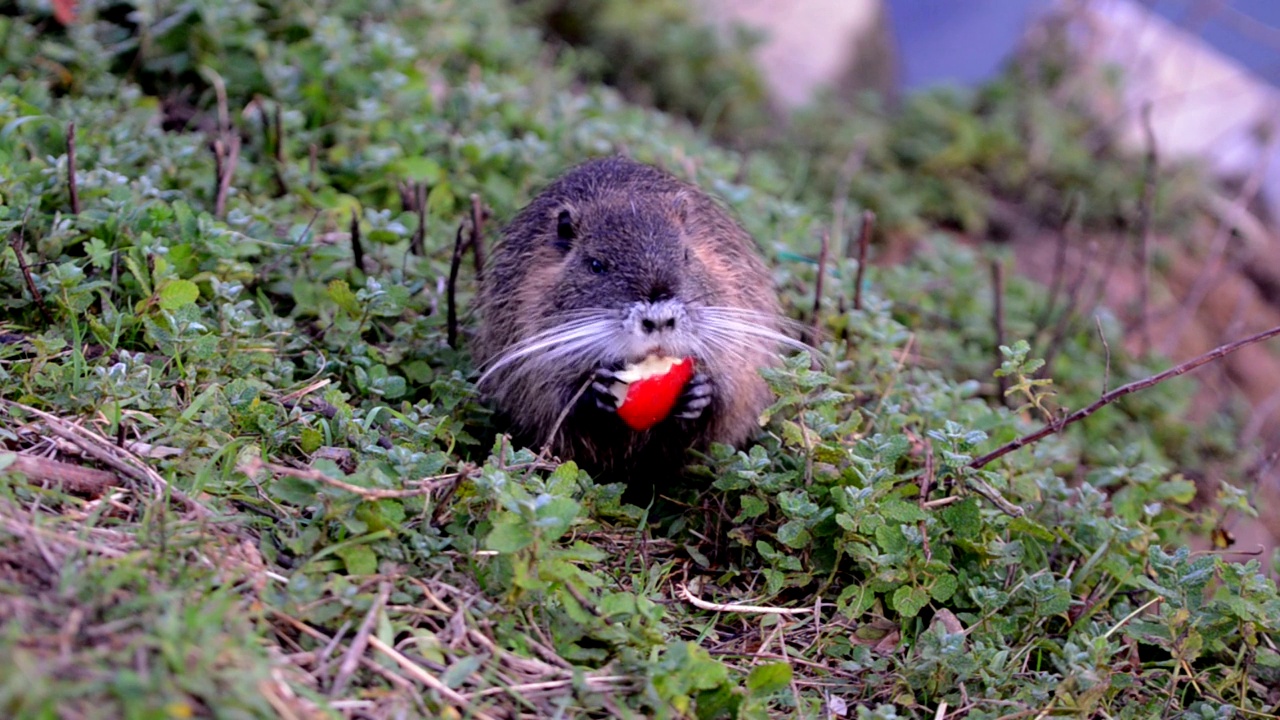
[
  {"left": 590, "top": 367, "right": 621, "bottom": 413},
  {"left": 673, "top": 372, "right": 712, "bottom": 420}
]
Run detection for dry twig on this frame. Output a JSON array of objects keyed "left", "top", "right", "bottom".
[
  {"left": 4, "top": 453, "right": 119, "bottom": 497},
  {"left": 66, "top": 120, "right": 80, "bottom": 215},
  {"left": 679, "top": 583, "right": 815, "bottom": 616},
  {"left": 969, "top": 324, "right": 1280, "bottom": 471},
  {"left": 9, "top": 232, "right": 53, "bottom": 326},
  {"left": 446, "top": 224, "right": 466, "bottom": 349},
  {"left": 213, "top": 135, "right": 241, "bottom": 219},
  {"left": 991, "top": 259, "right": 1009, "bottom": 406},
  {"left": 853, "top": 210, "right": 874, "bottom": 311},
  {"left": 1135, "top": 103, "right": 1157, "bottom": 356},
  {"left": 366, "top": 636, "right": 499, "bottom": 720},
  {"left": 808, "top": 230, "right": 830, "bottom": 346},
  {"left": 348, "top": 209, "right": 364, "bottom": 274},
  {"left": 469, "top": 193, "right": 487, "bottom": 280},
  {"left": 241, "top": 458, "right": 467, "bottom": 500},
  {"left": 2, "top": 400, "right": 209, "bottom": 517},
  {"left": 330, "top": 581, "right": 391, "bottom": 697}
]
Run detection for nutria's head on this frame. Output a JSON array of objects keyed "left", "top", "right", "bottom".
[
  {"left": 529, "top": 192, "right": 721, "bottom": 363},
  {"left": 478, "top": 161, "right": 799, "bottom": 391}
]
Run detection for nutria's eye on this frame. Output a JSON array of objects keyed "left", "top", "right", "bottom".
[
  {"left": 556, "top": 210, "right": 575, "bottom": 243},
  {"left": 587, "top": 257, "right": 607, "bottom": 275}
]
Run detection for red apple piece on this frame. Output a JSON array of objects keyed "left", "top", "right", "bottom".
[{"left": 610, "top": 355, "right": 695, "bottom": 431}]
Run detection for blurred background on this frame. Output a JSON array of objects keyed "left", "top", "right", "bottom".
[{"left": 890, "top": 0, "right": 1280, "bottom": 90}]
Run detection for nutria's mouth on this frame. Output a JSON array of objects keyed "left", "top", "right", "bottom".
[{"left": 634, "top": 344, "right": 681, "bottom": 362}]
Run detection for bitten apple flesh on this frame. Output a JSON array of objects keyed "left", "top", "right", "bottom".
[{"left": 609, "top": 355, "right": 695, "bottom": 431}]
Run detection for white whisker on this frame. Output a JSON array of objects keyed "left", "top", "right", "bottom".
[
  {"left": 699, "top": 320, "right": 813, "bottom": 354},
  {"left": 478, "top": 311, "right": 621, "bottom": 387}
]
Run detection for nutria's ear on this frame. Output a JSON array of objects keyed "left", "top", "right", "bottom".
[{"left": 551, "top": 206, "right": 576, "bottom": 252}]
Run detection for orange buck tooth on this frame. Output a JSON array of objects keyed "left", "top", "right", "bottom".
[{"left": 610, "top": 356, "right": 695, "bottom": 431}]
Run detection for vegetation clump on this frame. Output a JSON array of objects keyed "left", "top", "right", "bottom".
[{"left": 0, "top": 1, "right": 1277, "bottom": 718}]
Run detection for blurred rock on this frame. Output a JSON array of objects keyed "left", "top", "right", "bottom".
[
  {"left": 697, "top": 0, "right": 897, "bottom": 111},
  {"left": 1032, "top": 0, "right": 1280, "bottom": 227}
]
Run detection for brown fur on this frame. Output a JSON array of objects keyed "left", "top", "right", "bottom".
[{"left": 474, "top": 156, "right": 784, "bottom": 488}]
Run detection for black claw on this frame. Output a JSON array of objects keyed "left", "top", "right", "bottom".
[
  {"left": 591, "top": 368, "right": 620, "bottom": 413},
  {"left": 673, "top": 372, "right": 712, "bottom": 421}
]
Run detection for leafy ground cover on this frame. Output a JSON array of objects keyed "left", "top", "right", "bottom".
[{"left": 1, "top": 1, "right": 1279, "bottom": 718}]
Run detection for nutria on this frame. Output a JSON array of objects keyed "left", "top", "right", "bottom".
[{"left": 474, "top": 156, "right": 799, "bottom": 488}]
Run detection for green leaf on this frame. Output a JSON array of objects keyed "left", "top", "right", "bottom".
[
  {"left": 534, "top": 496, "right": 580, "bottom": 542},
  {"left": 486, "top": 513, "right": 533, "bottom": 553},
  {"left": 158, "top": 279, "right": 199, "bottom": 310},
  {"left": 391, "top": 157, "right": 443, "bottom": 183},
  {"left": 931, "top": 573, "right": 959, "bottom": 603},
  {"left": 776, "top": 520, "right": 811, "bottom": 549},
  {"left": 836, "top": 584, "right": 875, "bottom": 618},
  {"left": 355, "top": 500, "right": 406, "bottom": 533},
  {"left": 1257, "top": 648, "right": 1280, "bottom": 668},
  {"left": 546, "top": 462, "right": 581, "bottom": 494},
  {"left": 745, "top": 662, "right": 793, "bottom": 696},
  {"left": 874, "top": 523, "right": 907, "bottom": 554},
  {"left": 735, "top": 494, "right": 768, "bottom": 522},
  {"left": 174, "top": 201, "right": 199, "bottom": 240},
  {"left": 299, "top": 428, "right": 323, "bottom": 454},
  {"left": 336, "top": 545, "right": 378, "bottom": 576},
  {"left": 270, "top": 476, "right": 317, "bottom": 506},
  {"left": 694, "top": 685, "right": 742, "bottom": 720},
  {"left": 1009, "top": 516, "right": 1055, "bottom": 542},
  {"left": 880, "top": 499, "right": 926, "bottom": 523},
  {"left": 440, "top": 655, "right": 484, "bottom": 689},
  {"left": 940, "top": 497, "right": 981, "bottom": 539},
  {"left": 893, "top": 585, "right": 930, "bottom": 618},
  {"left": 327, "top": 279, "right": 362, "bottom": 316}
]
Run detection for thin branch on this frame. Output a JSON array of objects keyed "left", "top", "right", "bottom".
[
  {"left": 366, "top": 636, "right": 499, "bottom": 720},
  {"left": 213, "top": 135, "right": 241, "bottom": 219},
  {"left": 540, "top": 374, "right": 594, "bottom": 458},
  {"left": 242, "top": 458, "right": 466, "bottom": 500},
  {"left": 274, "top": 102, "right": 286, "bottom": 165},
  {"left": 269, "top": 101, "right": 287, "bottom": 196},
  {"left": 469, "top": 193, "right": 486, "bottom": 281},
  {"left": 446, "top": 223, "right": 466, "bottom": 349},
  {"left": 1135, "top": 102, "right": 1157, "bottom": 356},
  {"left": 1042, "top": 229, "right": 1125, "bottom": 374},
  {"left": 808, "top": 230, "right": 830, "bottom": 345},
  {"left": 1037, "top": 194, "right": 1077, "bottom": 330},
  {"left": 408, "top": 182, "right": 427, "bottom": 256},
  {"left": 2, "top": 400, "right": 210, "bottom": 516},
  {"left": 831, "top": 142, "right": 865, "bottom": 258},
  {"left": 10, "top": 232, "right": 53, "bottom": 326},
  {"left": 1160, "top": 120, "right": 1275, "bottom": 356},
  {"left": 1095, "top": 315, "right": 1112, "bottom": 395},
  {"left": 330, "top": 581, "right": 391, "bottom": 697},
  {"left": 6, "top": 453, "right": 119, "bottom": 496},
  {"left": 968, "top": 324, "right": 1280, "bottom": 471},
  {"left": 349, "top": 209, "right": 364, "bottom": 274},
  {"left": 919, "top": 435, "right": 934, "bottom": 561},
  {"left": 66, "top": 120, "right": 80, "bottom": 215},
  {"left": 991, "top": 259, "right": 1010, "bottom": 406},
  {"left": 853, "top": 210, "right": 874, "bottom": 311},
  {"left": 679, "top": 584, "right": 815, "bottom": 616}
]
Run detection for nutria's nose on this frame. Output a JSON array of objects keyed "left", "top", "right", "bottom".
[
  {"left": 637, "top": 301, "right": 681, "bottom": 334},
  {"left": 641, "top": 316, "right": 676, "bottom": 333}
]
